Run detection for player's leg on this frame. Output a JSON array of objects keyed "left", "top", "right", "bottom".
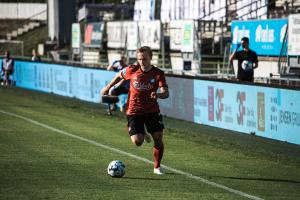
[
  {"left": 4, "top": 71, "right": 9, "bottom": 86},
  {"left": 127, "top": 115, "right": 146, "bottom": 146},
  {"left": 145, "top": 113, "right": 165, "bottom": 174},
  {"left": 130, "top": 134, "right": 144, "bottom": 146},
  {"left": 152, "top": 131, "right": 164, "bottom": 174}
]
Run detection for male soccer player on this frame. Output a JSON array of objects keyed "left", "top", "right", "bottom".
[{"left": 101, "top": 46, "right": 169, "bottom": 175}]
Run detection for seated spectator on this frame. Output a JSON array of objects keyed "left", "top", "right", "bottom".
[
  {"left": 107, "top": 55, "right": 127, "bottom": 72},
  {"left": 106, "top": 55, "right": 130, "bottom": 111},
  {"left": 1, "top": 50, "right": 14, "bottom": 86},
  {"left": 31, "top": 49, "right": 41, "bottom": 62}
]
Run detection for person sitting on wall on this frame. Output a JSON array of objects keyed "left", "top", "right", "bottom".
[
  {"left": 230, "top": 37, "right": 258, "bottom": 82},
  {"left": 31, "top": 49, "right": 41, "bottom": 62},
  {"left": 106, "top": 55, "right": 130, "bottom": 111},
  {"left": 1, "top": 50, "right": 14, "bottom": 86}
]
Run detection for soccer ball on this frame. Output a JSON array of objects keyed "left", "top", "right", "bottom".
[
  {"left": 107, "top": 160, "right": 125, "bottom": 178},
  {"left": 241, "top": 60, "right": 253, "bottom": 71}
]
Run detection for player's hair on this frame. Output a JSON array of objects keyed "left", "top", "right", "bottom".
[
  {"left": 136, "top": 46, "right": 152, "bottom": 58},
  {"left": 241, "top": 37, "right": 249, "bottom": 44}
]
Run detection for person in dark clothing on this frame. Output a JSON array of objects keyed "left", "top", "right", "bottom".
[{"left": 230, "top": 37, "right": 258, "bottom": 82}]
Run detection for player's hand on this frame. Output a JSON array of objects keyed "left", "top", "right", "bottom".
[
  {"left": 150, "top": 92, "right": 157, "bottom": 99},
  {"left": 101, "top": 86, "right": 109, "bottom": 95}
]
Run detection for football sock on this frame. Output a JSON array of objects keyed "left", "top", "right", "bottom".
[{"left": 153, "top": 143, "right": 164, "bottom": 168}]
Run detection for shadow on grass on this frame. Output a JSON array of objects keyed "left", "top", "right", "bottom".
[{"left": 213, "top": 176, "right": 300, "bottom": 184}]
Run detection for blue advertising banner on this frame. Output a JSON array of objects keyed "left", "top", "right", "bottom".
[
  {"left": 231, "top": 19, "right": 288, "bottom": 56},
  {"left": 14, "top": 61, "right": 52, "bottom": 92},
  {"left": 6, "top": 60, "right": 300, "bottom": 145},
  {"left": 160, "top": 75, "right": 300, "bottom": 145},
  {"left": 75, "top": 68, "right": 115, "bottom": 103},
  {"left": 192, "top": 80, "right": 300, "bottom": 145},
  {"left": 12, "top": 60, "right": 118, "bottom": 103},
  {"left": 52, "top": 64, "right": 75, "bottom": 97}
]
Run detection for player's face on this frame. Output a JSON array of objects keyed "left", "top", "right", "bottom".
[
  {"left": 137, "top": 52, "right": 151, "bottom": 68},
  {"left": 241, "top": 40, "right": 249, "bottom": 49}
]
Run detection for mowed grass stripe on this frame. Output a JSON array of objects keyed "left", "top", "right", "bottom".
[{"left": 0, "top": 109, "right": 263, "bottom": 200}]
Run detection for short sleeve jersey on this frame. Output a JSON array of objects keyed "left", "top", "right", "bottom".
[
  {"left": 120, "top": 65, "right": 168, "bottom": 115},
  {"left": 236, "top": 49, "right": 258, "bottom": 80}
]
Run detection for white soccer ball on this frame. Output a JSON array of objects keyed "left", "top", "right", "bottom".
[
  {"left": 241, "top": 60, "right": 253, "bottom": 71},
  {"left": 107, "top": 160, "right": 125, "bottom": 178}
]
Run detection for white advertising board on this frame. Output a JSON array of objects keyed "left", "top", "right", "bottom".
[
  {"left": 138, "top": 20, "right": 161, "bottom": 50},
  {"left": 288, "top": 14, "right": 300, "bottom": 55}
]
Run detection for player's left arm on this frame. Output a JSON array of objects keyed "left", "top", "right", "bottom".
[
  {"left": 150, "top": 87, "right": 169, "bottom": 99},
  {"left": 158, "top": 86, "right": 169, "bottom": 99}
]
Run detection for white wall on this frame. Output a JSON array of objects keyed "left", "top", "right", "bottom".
[{"left": 0, "top": 3, "right": 47, "bottom": 20}]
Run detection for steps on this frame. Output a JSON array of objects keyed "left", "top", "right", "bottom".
[{"left": 6, "top": 21, "right": 42, "bottom": 40}]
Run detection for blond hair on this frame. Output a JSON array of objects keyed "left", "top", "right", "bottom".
[{"left": 136, "top": 46, "right": 152, "bottom": 58}]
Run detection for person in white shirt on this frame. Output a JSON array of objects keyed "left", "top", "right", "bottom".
[
  {"left": 31, "top": 49, "right": 41, "bottom": 62},
  {"left": 1, "top": 50, "right": 14, "bottom": 86}
]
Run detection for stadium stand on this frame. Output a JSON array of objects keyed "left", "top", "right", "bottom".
[{"left": 1, "top": 0, "right": 300, "bottom": 82}]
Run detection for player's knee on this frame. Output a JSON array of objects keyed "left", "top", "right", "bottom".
[
  {"left": 130, "top": 135, "right": 144, "bottom": 146},
  {"left": 134, "top": 141, "right": 143, "bottom": 146},
  {"left": 131, "top": 139, "right": 143, "bottom": 146}
]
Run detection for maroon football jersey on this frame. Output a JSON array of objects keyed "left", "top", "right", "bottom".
[{"left": 121, "top": 65, "right": 168, "bottom": 115}]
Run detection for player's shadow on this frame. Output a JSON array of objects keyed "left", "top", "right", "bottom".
[
  {"left": 212, "top": 176, "right": 300, "bottom": 184},
  {"left": 123, "top": 177, "right": 168, "bottom": 181}
]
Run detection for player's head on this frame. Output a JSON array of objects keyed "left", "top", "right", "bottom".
[
  {"left": 136, "top": 46, "right": 152, "bottom": 68},
  {"left": 241, "top": 37, "right": 249, "bottom": 49}
]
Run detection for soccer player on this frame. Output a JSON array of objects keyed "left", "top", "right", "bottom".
[{"left": 101, "top": 46, "right": 169, "bottom": 175}]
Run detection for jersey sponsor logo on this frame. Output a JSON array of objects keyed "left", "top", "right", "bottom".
[
  {"left": 132, "top": 81, "right": 153, "bottom": 90},
  {"left": 150, "top": 78, "right": 155, "bottom": 83}
]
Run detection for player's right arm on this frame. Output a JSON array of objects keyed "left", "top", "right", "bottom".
[
  {"left": 229, "top": 43, "right": 241, "bottom": 62},
  {"left": 100, "top": 72, "right": 123, "bottom": 95}
]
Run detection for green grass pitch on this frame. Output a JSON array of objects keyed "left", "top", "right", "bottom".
[{"left": 0, "top": 87, "right": 300, "bottom": 200}]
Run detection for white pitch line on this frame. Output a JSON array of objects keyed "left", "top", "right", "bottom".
[{"left": 0, "top": 109, "right": 263, "bottom": 200}]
